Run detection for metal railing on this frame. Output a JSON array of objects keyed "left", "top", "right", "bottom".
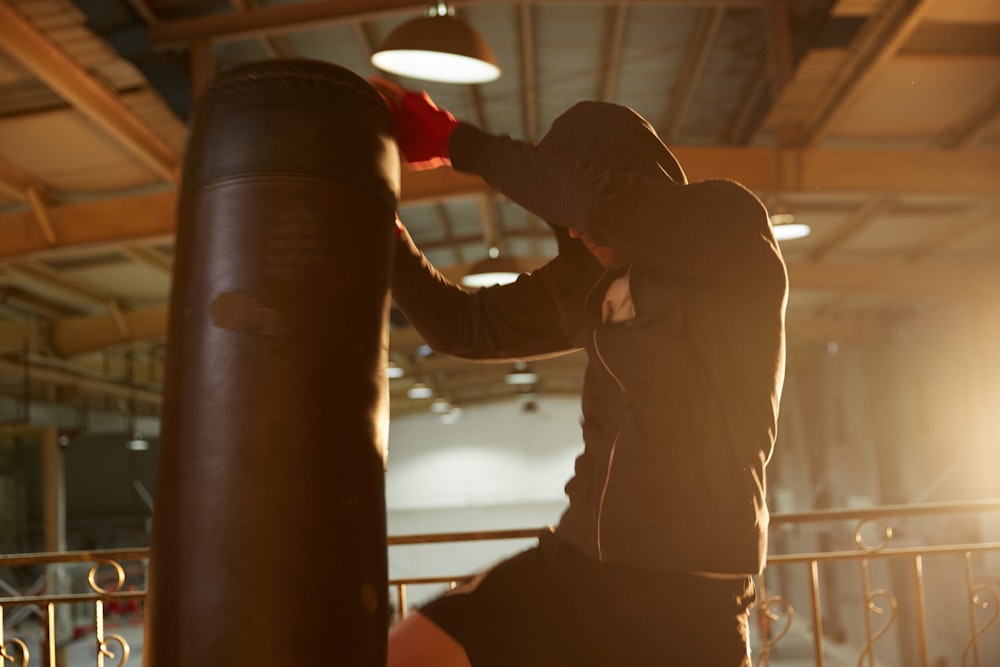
[
  {"left": 0, "top": 500, "right": 997, "bottom": 666},
  {"left": 757, "top": 501, "right": 1000, "bottom": 667}
]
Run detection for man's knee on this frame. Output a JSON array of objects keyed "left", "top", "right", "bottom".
[{"left": 387, "top": 611, "right": 471, "bottom": 667}]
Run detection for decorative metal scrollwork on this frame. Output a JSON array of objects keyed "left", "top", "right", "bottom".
[
  {"left": 853, "top": 518, "right": 893, "bottom": 553},
  {"left": 0, "top": 606, "right": 29, "bottom": 667},
  {"left": 99, "top": 633, "right": 131, "bottom": 667},
  {"left": 88, "top": 560, "right": 133, "bottom": 666},
  {"left": 962, "top": 581, "right": 998, "bottom": 667},
  {"left": 857, "top": 589, "right": 898, "bottom": 667},
  {"left": 754, "top": 595, "right": 793, "bottom": 667},
  {"left": 87, "top": 559, "right": 126, "bottom": 594},
  {"left": 0, "top": 637, "right": 29, "bottom": 667}
]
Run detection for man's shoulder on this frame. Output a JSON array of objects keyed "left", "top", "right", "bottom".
[{"left": 688, "top": 177, "right": 759, "bottom": 198}]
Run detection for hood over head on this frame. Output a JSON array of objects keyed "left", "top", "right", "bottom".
[{"left": 538, "top": 101, "right": 687, "bottom": 185}]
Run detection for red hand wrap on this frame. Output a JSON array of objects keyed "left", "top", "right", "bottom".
[{"left": 389, "top": 91, "right": 458, "bottom": 170}]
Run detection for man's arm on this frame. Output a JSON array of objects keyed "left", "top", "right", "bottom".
[
  {"left": 449, "top": 124, "right": 782, "bottom": 285},
  {"left": 391, "top": 220, "right": 576, "bottom": 361},
  {"left": 370, "top": 78, "right": 778, "bottom": 284},
  {"left": 368, "top": 78, "right": 577, "bottom": 360}
]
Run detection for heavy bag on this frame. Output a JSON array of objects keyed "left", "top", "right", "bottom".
[{"left": 145, "top": 60, "right": 399, "bottom": 666}]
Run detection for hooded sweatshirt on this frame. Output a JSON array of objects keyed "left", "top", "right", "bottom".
[{"left": 391, "top": 101, "right": 787, "bottom": 574}]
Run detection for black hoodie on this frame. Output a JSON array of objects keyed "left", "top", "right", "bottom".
[{"left": 391, "top": 101, "right": 787, "bottom": 574}]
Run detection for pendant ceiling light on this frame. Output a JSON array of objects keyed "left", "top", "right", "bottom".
[
  {"left": 461, "top": 248, "right": 521, "bottom": 288},
  {"left": 461, "top": 257, "right": 520, "bottom": 288},
  {"left": 769, "top": 200, "right": 811, "bottom": 241},
  {"left": 371, "top": 3, "right": 501, "bottom": 84}
]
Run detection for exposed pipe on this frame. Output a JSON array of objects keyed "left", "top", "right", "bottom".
[{"left": 0, "top": 357, "right": 162, "bottom": 406}]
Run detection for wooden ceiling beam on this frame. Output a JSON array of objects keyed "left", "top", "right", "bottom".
[
  {"left": 398, "top": 168, "right": 491, "bottom": 205},
  {"left": 119, "top": 244, "right": 173, "bottom": 273},
  {"left": 476, "top": 192, "right": 500, "bottom": 252},
  {"left": 24, "top": 187, "right": 57, "bottom": 247},
  {"left": 660, "top": 6, "right": 724, "bottom": 142},
  {"left": 786, "top": 259, "right": 974, "bottom": 298},
  {"left": 903, "top": 201, "right": 1000, "bottom": 261},
  {"left": 807, "top": 197, "right": 895, "bottom": 262},
  {"left": 764, "top": 0, "right": 795, "bottom": 146},
  {"left": 0, "top": 189, "right": 177, "bottom": 261},
  {"left": 595, "top": 3, "right": 628, "bottom": 103},
  {"left": 0, "top": 147, "right": 997, "bottom": 261},
  {"left": 8, "top": 260, "right": 113, "bottom": 308},
  {"left": 0, "top": 356, "right": 162, "bottom": 406},
  {"left": 517, "top": 1, "right": 539, "bottom": 143},
  {"left": 0, "top": 156, "right": 51, "bottom": 201},
  {"left": 432, "top": 204, "right": 465, "bottom": 265},
  {"left": 464, "top": 84, "right": 488, "bottom": 131},
  {"left": 0, "top": 313, "right": 883, "bottom": 413},
  {"left": 151, "top": 0, "right": 426, "bottom": 45},
  {"left": 150, "top": 0, "right": 769, "bottom": 46},
  {"left": 0, "top": 1, "right": 180, "bottom": 183},
  {"left": 799, "top": 0, "right": 936, "bottom": 147},
  {"left": 786, "top": 315, "right": 874, "bottom": 343},
  {"left": 39, "top": 259, "right": 999, "bottom": 357},
  {"left": 51, "top": 304, "right": 168, "bottom": 356},
  {"left": 228, "top": 0, "right": 299, "bottom": 59},
  {"left": 766, "top": 0, "right": 794, "bottom": 102},
  {"left": 725, "top": 57, "right": 769, "bottom": 145},
  {"left": 934, "top": 81, "right": 1000, "bottom": 149},
  {"left": 124, "top": 0, "right": 157, "bottom": 26},
  {"left": 453, "top": 7, "right": 490, "bottom": 131},
  {"left": 0, "top": 321, "right": 32, "bottom": 352}
]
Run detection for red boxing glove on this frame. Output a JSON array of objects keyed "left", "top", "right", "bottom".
[{"left": 389, "top": 90, "right": 458, "bottom": 170}]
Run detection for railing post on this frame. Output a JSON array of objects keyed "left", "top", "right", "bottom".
[
  {"left": 808, "top": 560, "right": 825, "bottom": 667},
  {"left": 912, "top": 555, "right": 929, "bottom": 667},
  {"left": 40, "top": 426, "right": 67, "bottom": 667},
  {"left": 860, "top": 558, "right": 873, "bottom": 667}
]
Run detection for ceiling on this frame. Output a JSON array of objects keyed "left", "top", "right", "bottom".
[{"left": 0, "top": 0, "right": 998, "bottom": 422}]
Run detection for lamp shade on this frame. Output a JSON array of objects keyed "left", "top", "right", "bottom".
[
  {"left": 371, "top": 15, "right": 501, "bottom": 84},
  {"left": 127, "top": 432, "right": 150, "bottom": 451},
  {"left": 461, "top": 256, "right": 521, "bottom": 288},
  {"left": 768, "top": 200, "right": 811, "bottom": 241},
  {"left": 771, "top": 222, "right": 811, "bottom": 241}
]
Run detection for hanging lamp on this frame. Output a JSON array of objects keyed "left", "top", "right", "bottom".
[{"left": 371, "top": 2, "right": 501, "bottom": 84}]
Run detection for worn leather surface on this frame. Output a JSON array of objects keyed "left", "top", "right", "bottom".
[{"left": 146, "top": 59, "right": 398, "bottom": 667}]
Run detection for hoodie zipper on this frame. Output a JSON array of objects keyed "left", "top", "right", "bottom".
[
  {"left": 586, "top": 262, "right": 635, "bottom": 562},
  {"left": 592, "top": 327, "right": 627, "bottom": 562}
]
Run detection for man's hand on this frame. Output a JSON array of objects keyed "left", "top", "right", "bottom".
[{"left": 370, "top": 77, "right": 458, "bottom": 171}]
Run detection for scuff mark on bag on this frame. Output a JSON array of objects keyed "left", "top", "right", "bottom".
[{"left": 210, "top": 290, "right": 289, "bottom": 338}]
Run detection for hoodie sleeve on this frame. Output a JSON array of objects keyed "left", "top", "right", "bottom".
[
  {"left": 390, "top": 223, "right": 577, "bottom": 361},
  {"left": 449, "top": 123, "right": 783, "bottom": 286}
]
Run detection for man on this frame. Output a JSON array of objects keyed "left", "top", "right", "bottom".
[{"left": 374, "top": 78, "right": 787, "bottom": 667}]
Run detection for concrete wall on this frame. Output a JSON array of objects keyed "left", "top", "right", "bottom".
[{"left": 384, "top": 395, "right": 580, "bottom": 608}]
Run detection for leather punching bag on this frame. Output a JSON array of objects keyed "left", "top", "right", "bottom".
[{"left": 145, "top": 60, "right": 399, "bottom": 666}]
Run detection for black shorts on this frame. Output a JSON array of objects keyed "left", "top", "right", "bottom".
[{"left": 420, "top": 530, "right": 756, "bottom": 666}]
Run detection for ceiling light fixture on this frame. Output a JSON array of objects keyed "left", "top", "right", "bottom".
[
  {"left": 440, "top": 406, "right": 463, "bottom": 424},
  {"left": 430, "top": 398, "right": 452, "bottom": 413},
  {"left": 461, "top": 247, "right": 521, "bottom": 288},
  {"left": 126, "top": 432, "right": 150, "bottom": 451},
  {"left": 505, "top": 371, "right": 538, "bottom": 386},
  {"left": 371, "top": 2, "right": 501, "bottom": 84},
  {"left": 768, "top": 200, "right": 811, "bottom": 241},
  {"left": 772, "top": 222, "right": 811, "bottom": 241},
  {"left": 407, "top": 381, "right": 434, "bottom": 399}
]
